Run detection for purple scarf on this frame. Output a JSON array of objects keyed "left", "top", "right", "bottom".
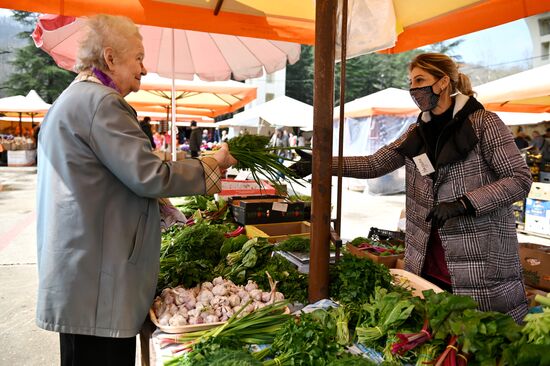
[{"left": 92, "top": 67, "right": 121, "bottom": 93}]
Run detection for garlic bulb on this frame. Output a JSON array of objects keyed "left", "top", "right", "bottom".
[{"left": 244, "top": 280, "right": 258, "bottom": 292}]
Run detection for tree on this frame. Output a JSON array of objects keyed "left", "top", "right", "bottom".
[
  {"left": 334, "top": 50, "right": 423, "bottom": 104},
  {"left": 285, "top": 45, "right": 314, "bottom": 105},
  {"left": 1, "top": 11, "right": 74, "bottom": 103}
]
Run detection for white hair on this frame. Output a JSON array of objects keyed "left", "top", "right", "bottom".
[{"left": 75, "top": 14, "right": 142, "bottom": 72}]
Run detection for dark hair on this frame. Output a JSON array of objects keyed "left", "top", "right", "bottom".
[
  {"left": 190, "top": 120, "right": 197, "bottom": 127},
  {"left": 143, "top": 116, "right": 151, "bottom": 123},
  {"left": 409, "top": 53, "right": 474, "bottom": 97}
]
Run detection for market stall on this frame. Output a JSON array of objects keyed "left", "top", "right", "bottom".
[
  {"left": 217, "top": 96, "right": 314, "bottom": 137},
  {"left": 0, "top": 90, "right": 50, "bottom": 166},
  {"left": 5, "top": 1, "right": 550, "bottom": 364},
  {"left": 126, "top": 73, "right": 258, "bottom": 118}
]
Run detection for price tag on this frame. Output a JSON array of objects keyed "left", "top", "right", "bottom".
[
  {"left": 413, "top": 153, "right": 435, "bottom": 176},
  {"left": 235, "top": 170, "right": 250, "bottom": 181},
  {"left": 272, "top": 202, "right": 288, "bottom": 212}
]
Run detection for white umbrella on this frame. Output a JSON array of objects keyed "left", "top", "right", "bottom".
[
  {"left": 230, "top": 96, "right": 313, "bottom": 129},
  {"left": 337, "top": 88, "right": 419, "bottom": 118},
  {"left": 475, "top": 63, "right": 550, "bottom": 113},
  {"left": 0, "top": 90, "right": 51, "bottom": 134}
]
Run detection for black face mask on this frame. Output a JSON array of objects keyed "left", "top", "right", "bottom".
[{"left": 409, "top": 80, "right": 441, "bottom": 112}]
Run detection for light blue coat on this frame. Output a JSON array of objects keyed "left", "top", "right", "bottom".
[{"left": 36, "top": 81, "right": 208, "bottom": 337}]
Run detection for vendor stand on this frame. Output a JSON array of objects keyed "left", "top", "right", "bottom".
[
  {"left": 140, "top": 192, "right": 550, "bottom": 365},
  {"left": 0, "top": 90, "right": 50, "bottom": 166}
]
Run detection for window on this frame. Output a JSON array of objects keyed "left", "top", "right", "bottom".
[
  {"left": 266, "top": 73, "right": 275, "bottom": 83},
  {"left": 539, "top": 17, "right": 550, "bottom": 36},
  {"left": 542, "top": 42, "right": 549, "bottom": 61},
  {"left": 265, "top": 92, "right": 275, "bottom": 102}
]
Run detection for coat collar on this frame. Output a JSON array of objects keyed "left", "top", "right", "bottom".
[
  {"left": 419, "top": 93, "right": 470, "bottom": 123},
  {"left": 397, "top": 94, "right": 482, "bottom": 169}
]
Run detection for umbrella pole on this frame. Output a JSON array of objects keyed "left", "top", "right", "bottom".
[
  {"left": 171, "top": 28, "right": 177, "bottom": 162},
  {"left": 309, "top": 0, "right": 337, "bottom": 303},
  {"left": 335, "top": 0, "right": 348, "bottom": 254}
]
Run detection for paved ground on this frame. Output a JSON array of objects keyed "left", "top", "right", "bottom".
[
  {"left": 0, "top": 167, "right": 546, "bottom": 365},
  {"left": 0, "top": 167, "right": 59, "bottom": 366}
]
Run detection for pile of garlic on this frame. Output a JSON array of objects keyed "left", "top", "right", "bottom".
[{"left": 152, "top": 276, "right": 284, "bottom": 327}]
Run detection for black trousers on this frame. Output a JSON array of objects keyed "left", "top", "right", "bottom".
[
  {"left": 191, "top": 150, "right": 199, "bottom": 158},
  {"left": 59, "top": 333, "right": 136, "bottom": 366}
]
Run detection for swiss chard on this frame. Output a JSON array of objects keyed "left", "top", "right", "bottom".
[{"left": 450, "top": 309, "right": 522, "bottom": 365}]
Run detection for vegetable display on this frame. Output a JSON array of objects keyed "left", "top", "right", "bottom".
[{"left": 154, "top": 194, "right": 550, "bottom": 366}]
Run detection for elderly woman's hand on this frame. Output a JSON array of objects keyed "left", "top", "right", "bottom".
[{"left": 213, "top": 143, "right": 237, "bottom": 171}]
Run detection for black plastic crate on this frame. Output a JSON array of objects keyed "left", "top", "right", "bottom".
[
  {"left": 368, "top": 227, "right": 405, "bottom": 242},
  {"left": 229, "top": 195, "right": 311, "bottom": 225}
]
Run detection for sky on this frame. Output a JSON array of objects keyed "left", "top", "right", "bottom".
[
  {"left": 450, "top": 18, "right": 533, "bottom": 69},
  {"left": 0, "top": 7, "right": 535, "bottom": 70}
]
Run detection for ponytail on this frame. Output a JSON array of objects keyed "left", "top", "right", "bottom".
[{"left": 457, "top": 72, "right": 475, "bottom": 96}]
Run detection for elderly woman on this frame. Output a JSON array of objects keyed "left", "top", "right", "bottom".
[
  {"left": 292, "top": 53, "right": 532, "bottom": 323},
  {"left": 36, "top": 14, "right": 236, "bottom": 365}
]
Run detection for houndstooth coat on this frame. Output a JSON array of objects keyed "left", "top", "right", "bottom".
[{"left": 335, "top": 94, "right": 532, "bottom": 322}]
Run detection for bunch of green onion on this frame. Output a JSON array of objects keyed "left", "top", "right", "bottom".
[{"left": 227, "top": 134, "right": 309, "bottom": 188}]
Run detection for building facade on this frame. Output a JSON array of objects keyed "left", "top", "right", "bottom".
[{"left": 526, "top": 11, "right": 550, "bottom": 67}]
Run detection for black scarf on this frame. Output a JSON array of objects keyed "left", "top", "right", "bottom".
[{"left": 396, "top": 96, "right": 483, "bottom": 169}]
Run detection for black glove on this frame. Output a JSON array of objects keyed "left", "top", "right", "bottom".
[
  {"left": 288, "top": 149, "right": 312, "bottom": 178},
  {"left": 426, "top": 200, "right": 467, "bottom": 229}
]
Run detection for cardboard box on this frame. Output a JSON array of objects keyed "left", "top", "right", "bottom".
[
  {"left": 519, "top": 243, "right": 550, "bottom": 291},
  {"left": 524, "top": 198, "right": 550, "bottom": 235},
  {"left": 8, "top": 150, "right": 36, "bottom": 166},
  {"left": 245, "top": 221, "right": 310, "bottom": 243},
  {"left": 528, "top": 182, "right": 550, "bottom": 201},
  {"left": 345, "top": 243, "right": 404, "bottom": 268},
  {"left": 231, "top": 195, "right": 311, "bottom": 225},
  {"left": 219, "top": 179, "right": 277, "bottom": 198}
]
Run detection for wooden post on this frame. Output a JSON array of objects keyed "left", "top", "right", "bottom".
[
  {"left": 309, "top": 0, "right": 337, "bottom": 302},
  {"left": 335, "top": 0, "right": 348, "bottom": 237}
]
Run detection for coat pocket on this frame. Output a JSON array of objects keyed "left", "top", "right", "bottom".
[{"left": 128, "top": 214, "right": 146, "bottom": 264}]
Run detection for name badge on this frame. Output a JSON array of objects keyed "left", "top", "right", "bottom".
[{"left": 413, "top": 153, "right": 435, "bottom": 176}]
